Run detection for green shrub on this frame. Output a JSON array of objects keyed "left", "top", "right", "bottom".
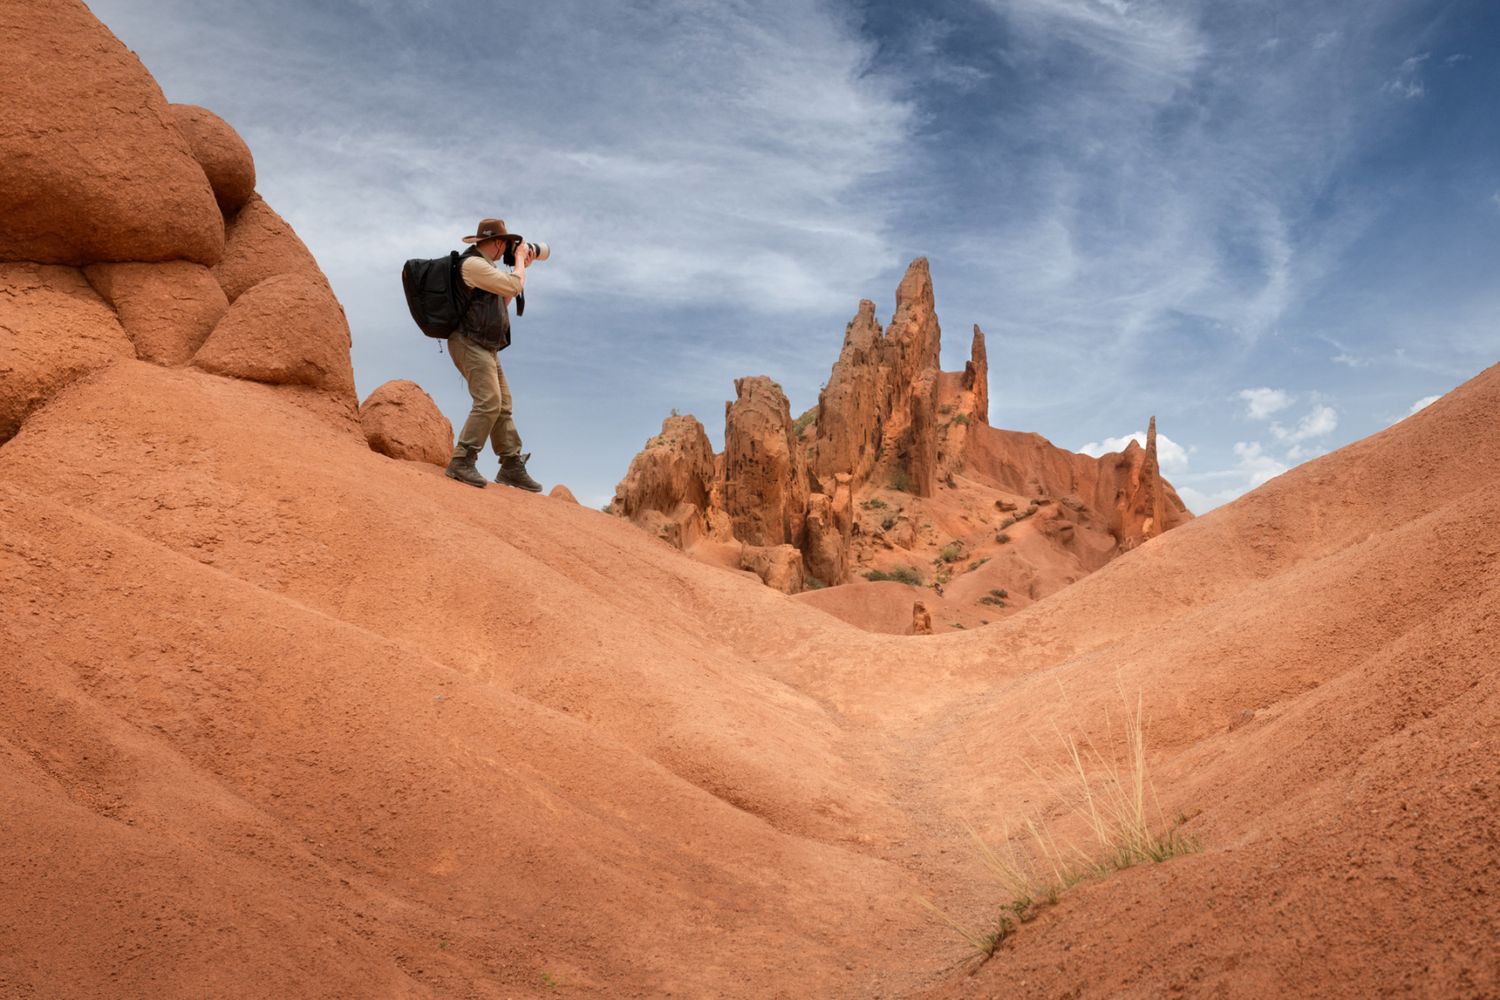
[
  {"left": 864, "top": 566, "right": 921, "bottom": 586},
  {"left": 862, "top": 498, "right": 888, "bottom": 510},
  {"left": 939, "top": 541, "right": 965, "bottom": 563},
  {"left": 792, "top": 405, "right": 818, "bottom": 435},
  {"left": 951, "top": 412, "right": 970, "bottom": 426}
]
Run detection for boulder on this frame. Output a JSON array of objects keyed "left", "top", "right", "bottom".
[
  {"left": 83, "top": 262, "right": 228, "bottom": 367},
  {"left": 739, "top": 544, "right": 803, "bottom": 595},
  {"left": 169, "top": 104, "right": 256, "bottom": 214},
  {"left": 723, "top": 376, "right": 810, "bottom": 547},
  {"left": 358, "top": 379, "right": 452, "bottom": 466},
  {"left": 0, "top": 0, "right": 223, "bottom": 266},
  {"left": 549, "top": 484, "right": 579, "bottom": 504},
  {"left": 910, "top": 601, "right": 933, "bottom": 636},
  {"left": 0, "top": 264, "right": 134, "bottom": 444},
  {"left": 213, "top": 195, "right": 323, "bottom": 303},
  {"left": 192, "top": 273, "right": 355, "bottom": 402}
]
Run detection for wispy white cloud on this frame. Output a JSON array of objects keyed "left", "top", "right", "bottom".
[
  {"left": 1408, "top": 394, "right": 1441, "bottom": 414},
  {"left": 1078, "top": 430, "right": 1190, "bottom": 473},
  {"left": 1383, "top": 52, "right": 1429, "bottom": 99},
  {"left": 1238, "top": 387, "right": 1294, "bottom": 420}
]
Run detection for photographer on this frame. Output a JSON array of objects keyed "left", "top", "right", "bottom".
[{"left": 443, "top": 218, "right": 543, "bottom": 492}]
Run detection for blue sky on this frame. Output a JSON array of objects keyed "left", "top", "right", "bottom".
[{"left": 87, "top": 0, "right": 1499, "bottom": 510}]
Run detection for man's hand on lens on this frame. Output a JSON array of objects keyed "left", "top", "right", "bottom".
[{"left": 513, "top": 241, "right": 531, "bottom": 269}]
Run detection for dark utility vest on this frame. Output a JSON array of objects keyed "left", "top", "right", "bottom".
[{"left": 456, "top": 246, "right": 512, "bottom": 352}]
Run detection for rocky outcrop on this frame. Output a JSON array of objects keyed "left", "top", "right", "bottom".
[
  {"left": 910, "top": 601, "right": 933, "bottom": 636},
  {"left": 812, "top": 300, "right": 886, "bottom": 492},
  {"left": 608, "top": 415, "right": 719, "bottom": 547},
  {"left": 213, "top": 195, "right": 324, "bottom": 304},
  {"left": 0, "top": 0, "right": 224, "bottom": 267},
  {"left": 0, "top": 264, "right": 135, "bottom": 444},
  {"left": 963, "top": 325, "right": 988, "bottom": 426},
  {"left": 169, "top": 104, "right": 256, "bottom": 214},
  {"left": 609, "top": 257, "right": 1191, "bottom": 599},
  {"left": 359, "top": 380, "right": 452, "bottom": 466},
  {"left": 723, "top": 377, "right": 809, "bottom": 548},
  {"left": 84, "top": 262, "right": 228, "bottom": 367},
  {"left": 192, "top": 273, "right": 355, "bottom": 402},
  {"left": 549, "top": 485, "right": 580, "bottom": 504},
  {"left": 880, "top": 259, "right": 942, "bottom": 499},
  {"left": 803, "top": 492, "right": 847, "bottom": 585},
  {"left": 1105, "top": 417, "right": 1181, "bottom": 549}
]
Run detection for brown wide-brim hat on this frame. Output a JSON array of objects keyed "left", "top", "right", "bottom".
[{"left": 462, "top": 218, "right": 524, "bottom": 245}]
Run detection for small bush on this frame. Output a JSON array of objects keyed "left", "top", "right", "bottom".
[
  {"left": 966, "top": 557, "right": 991, "bottom": 573},
  {"left": 1000, "top": 516, "right": 1017, "bottom": 529},
  {"left": 862, "top": 498, "right": 888, "bottom": 510},
  {"left": 864, "top": 566, "right": 921, "bottom": 586},
  {"left": 792, "top": 405, "right": 818, "bottom": 435},
  {"left": 889, "top": 468, "right": 915, "bottom": 493},
  {"left": 881, "top": 516, "right": 897, "bottom": 531},
  {"left": 951, "top": 412, "right": 970, "bottom": 426},
  {"left": 995, "top": 532, "right": 1010, "bottom": 544},
  {"left": 939, "top": 541, "right": 965, "bottom": 563}
]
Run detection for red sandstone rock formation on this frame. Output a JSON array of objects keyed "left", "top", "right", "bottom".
[
  {"left": 963, "top": 324, "right": 989, "bottom": 426},
  {"left": 812, "top": 300, "right": 887, "bottom": 492},
  {"left": 213, "top": 194, "right": 324, "bottom": 304},
  {"left": 723, "top": 376, "right": 809, "bottom": 548},
  {"left": 84, "top": 262, "right": 228, "bottom": 367},
  {"left": 193, "top": 273, "right": 355, "bottom": 403},
  {"left": 610, "top": 258, "right": 1191, "bottom": 600},
  {"left": 169, "top": 104, "right": 257, "bottom": 214},
  {"left": 739, "top": 543, "right": 804, "bottom": 594},
  {"left": 607, "top": 414, "right": 719, "bottom": 548},
  {"left": 0, "top": 0, "right": 224, "bottom": 266},
  {"left": 359, "top": 380, "right": 453, "bottom": 466},
  {"left": 549, "top": 484, "right": 580, "bottom": 504},
  {"left": 0, "top": 264, "right": 134, "bottom": 444}
]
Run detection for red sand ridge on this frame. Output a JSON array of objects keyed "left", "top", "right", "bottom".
[
  {"left": 608, "top": 258, "right": 1192, "bottom": 631},
  {"left": 3, "top": 5, "right": 1497, "bottom": 999}
]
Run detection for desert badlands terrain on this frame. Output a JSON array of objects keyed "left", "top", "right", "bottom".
[{"left": 3, "top": 3, "right": 1498, "bottom": 998}]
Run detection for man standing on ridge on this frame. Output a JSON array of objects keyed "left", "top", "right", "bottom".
[{"left": 444, "top": 218, "right": 543, "bottom": 492}]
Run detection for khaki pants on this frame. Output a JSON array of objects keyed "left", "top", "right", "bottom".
[{"left": 448, "top": 332, "right": 522, "bottom": 460}]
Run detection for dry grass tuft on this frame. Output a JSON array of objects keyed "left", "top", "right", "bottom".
[{"left": 920, "top": 691, "right": 1198, "bottom": 962}]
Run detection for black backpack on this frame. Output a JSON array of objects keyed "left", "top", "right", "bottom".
[{"left": 401, "top": 251, "right": 469, "bottom": 339}]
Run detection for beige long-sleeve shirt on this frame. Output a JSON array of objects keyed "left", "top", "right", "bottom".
[{"left": 461, "top": 254, "right": 524, "bottom": 300}]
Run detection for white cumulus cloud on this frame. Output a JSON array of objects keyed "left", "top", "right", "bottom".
[
  {"left": 1238, "top": 387, "right": 1294, "bottom": 420},
  {"left": 1408, "top": 394, "right": 1441, "bottom": 414},
  {"left": 1234, "top": 441, "right": 1289, "bottom": 487},
  {"left": 1077, "top": 431, "right": 1190, "bottom": 473},
  {"left": 1271, "top": 404, "right": 1338, "bottom": 443}
]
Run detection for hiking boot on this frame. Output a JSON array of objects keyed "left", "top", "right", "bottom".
[
  {"left": 497, "top": 452, "right": 543, "bottom": 492},
  {"left": 444, "top": 450, "right": 487, "bottom": 488}
]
